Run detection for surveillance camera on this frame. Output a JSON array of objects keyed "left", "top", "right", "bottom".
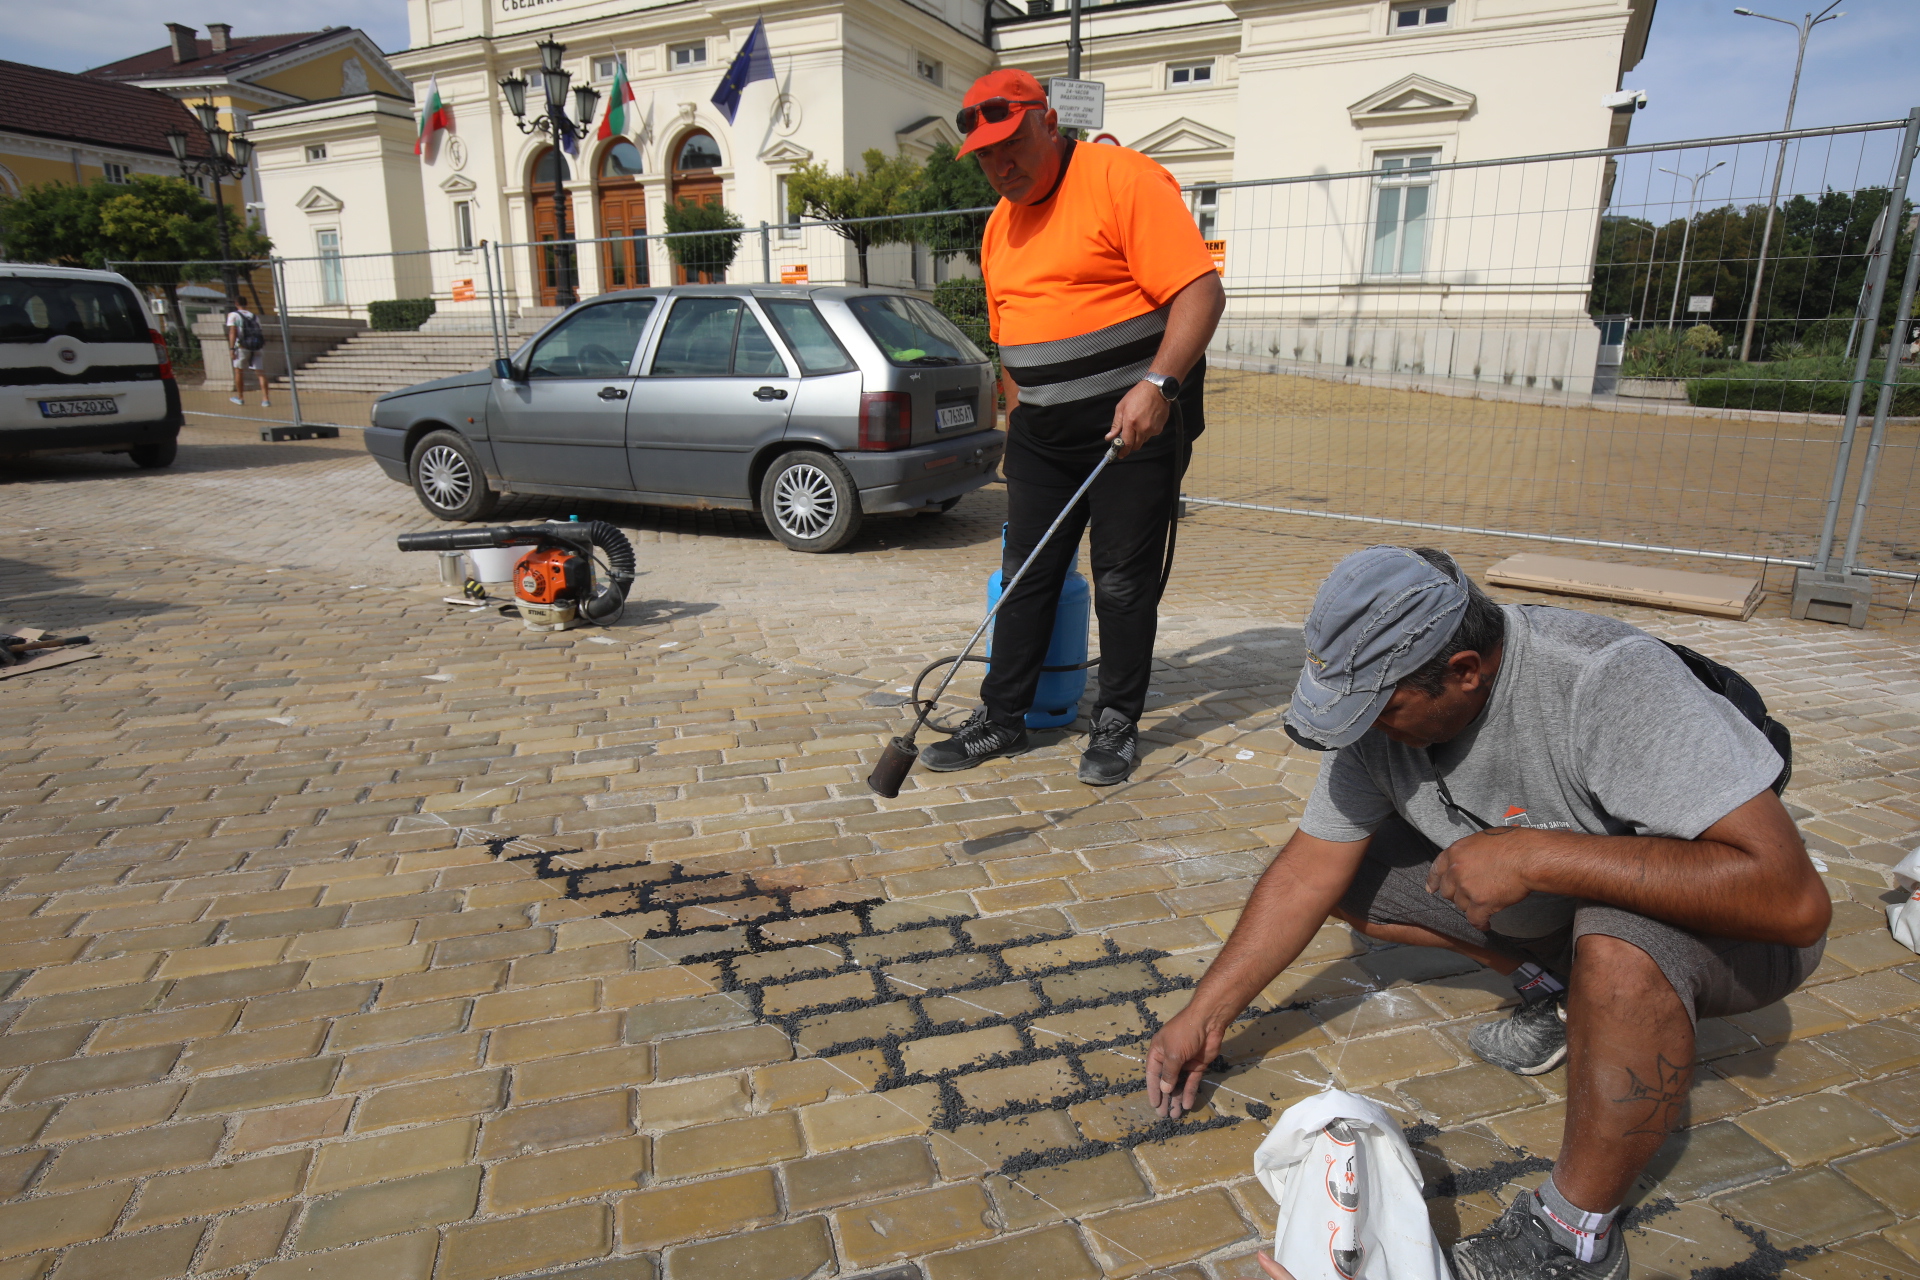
[{"left": 1603, "top": 89, "right": 1648, "bottom": 112}]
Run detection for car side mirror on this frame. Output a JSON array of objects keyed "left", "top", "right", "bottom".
[{"left": 493, "top": 357, "right": 522, "bottom": 382}]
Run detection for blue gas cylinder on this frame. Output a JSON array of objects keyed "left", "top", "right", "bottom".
[{"left": 987, "top": 537, "right": 1091, "bottom": 730}]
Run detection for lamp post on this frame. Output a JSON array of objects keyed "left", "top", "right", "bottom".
[
  {"left": 1657, "top": 160, "right": 1726, "bottom": 329},
  {"left": 1732, "top": 1, "right": 1843, "bottom": 361},
  {"left": 164, "top": 102, "right": 256, "bottom": 303},
  {"left": 499, "top": 36, "right": 601, "bottom": 308}
]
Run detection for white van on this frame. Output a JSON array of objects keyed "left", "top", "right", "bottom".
[{"left": 1, "top": 264, "right": 183, "bottom": 468}]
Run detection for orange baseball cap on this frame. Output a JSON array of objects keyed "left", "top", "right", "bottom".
[{"left": 956, "top": 68, "right": 1050, "bottom": 156}]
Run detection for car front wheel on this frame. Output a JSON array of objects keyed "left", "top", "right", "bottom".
[
  {"left": 410, "top": 429, "right": 498, "bottom": 521},
  {"left": 759, "top": 450, "right": 862, "bottom": 552},
  {"left": 128, "top": 440, "right": 177, "bottom": 469}
]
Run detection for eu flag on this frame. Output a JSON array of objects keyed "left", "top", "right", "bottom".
[{"left": 711, "top": 18, "right": 775, "bottom": 124}]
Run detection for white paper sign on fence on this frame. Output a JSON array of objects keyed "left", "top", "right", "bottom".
[
  {"left": 1048, "top": 78, "right": 1105, "bottom": 130},
  {"left": 1253, "top": 1090, "right": 1450, "bottom": 1280}
]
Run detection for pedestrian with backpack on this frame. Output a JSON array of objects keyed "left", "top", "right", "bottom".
[
  {"left": 226, "top": 297, "right": 270, "bottom": 408},
  {"left": 1148, "top": 545, "right": 1825, "bottom": 1280}
]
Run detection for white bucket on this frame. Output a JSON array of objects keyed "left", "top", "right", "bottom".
[{"left": 467, "top": 546, "right": 523, "bottom": 583}]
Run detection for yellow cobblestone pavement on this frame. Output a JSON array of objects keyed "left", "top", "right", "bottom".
[{"left": 1, "top": 419, "right": 1919, "bottom": 1279}]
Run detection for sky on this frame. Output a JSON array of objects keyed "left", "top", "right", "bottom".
[{"left": 7, "top": 0, "right": 1913, "bottom": 148}]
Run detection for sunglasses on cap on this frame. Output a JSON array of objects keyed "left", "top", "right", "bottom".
[{"left": 956, "top": 97, "right": 1048, "bottom": 136}]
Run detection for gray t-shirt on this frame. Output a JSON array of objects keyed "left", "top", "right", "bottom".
[{"left": 1299, "top": 605, "right": 1783, "bottom": 936}]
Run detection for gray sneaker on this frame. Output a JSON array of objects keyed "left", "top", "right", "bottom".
[
  {"left": 920, "top": 708, "right": 1029, "bottom": 772},
  {"left": 1078, "top": 707, "right": 1139, "bottom": 785},
  {"left": 1453, "top": 1194, "right": 1628, "bottom": 1280},
  {"left": 1469, "top": 991, "right": 1568, "bottom": 1075}
]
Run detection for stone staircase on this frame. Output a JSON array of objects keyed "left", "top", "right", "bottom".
[{"left": 273, "top": 320, "right": 547, "bottom": 397}]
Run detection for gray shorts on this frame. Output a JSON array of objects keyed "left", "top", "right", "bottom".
[{"left": 1338, "top": 815, "right": 1825, "bottom": 1025}]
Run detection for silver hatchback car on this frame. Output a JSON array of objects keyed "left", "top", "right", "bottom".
[{"left": 366, "top": 284, "right": 1004, "bottom": 552}]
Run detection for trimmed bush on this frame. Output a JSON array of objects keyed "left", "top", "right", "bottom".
[
  {"left": 369, "top": 298, "right": 437, "bottom": 331},
  {"left": 1687, "top": 356, "right": 1920, "bottom": 415}
]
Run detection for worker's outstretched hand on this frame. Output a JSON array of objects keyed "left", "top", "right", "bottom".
[
  {"left": 1107, "top": 380, "right": 1170, "bottom": 458},
  {"left": 1255, "top": 1253, "right": 1298, "bottom": 1279},
  {"left": 1427, "top": 825, "right": 1536, "bottom": 930},
  {"left": 1145, "top": 1002, "right": 1221, "bottom": 1119}
]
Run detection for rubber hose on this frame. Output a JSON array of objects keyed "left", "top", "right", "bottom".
[{"left": 578, "top": 521, "right": 636, "bottom": 621}]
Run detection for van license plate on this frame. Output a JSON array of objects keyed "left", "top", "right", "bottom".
[
  {"left": 40, "top": 398, "right": 118, "bottom": 418},
  {"left": 935, "top": 403, "right": 975, "bottom": 431}
]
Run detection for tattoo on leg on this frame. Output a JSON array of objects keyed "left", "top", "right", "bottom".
[{"left": 1613, "top": 1054, "right": 1689, "bottom": 1137}]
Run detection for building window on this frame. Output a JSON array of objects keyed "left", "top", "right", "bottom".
[
  {"left": 1168, "top": 60, "right": 1214, "bottom": 88},
  {"left": 306, "top": 144, "right": 328, "bottom": 162},
  {"left": 1392, "top": 3, "right": 1451, "bottom": 29},
  {"left": 1370, "top": 150, "right": 1436, "bottom": 276},
  {"left": 1191, "top": 184, "right": 1218, "bottom": 238},
  {"left": 671, "top": 42, "right": 707, "bottom": 68},
  {"left": 915, "top": 56, "right": 943, "bottom": 86},
  {"left": 102, "top": 163, "right": 129, "bottom": 184},
  {"left": 317, "top": 228, "right": 345, "bottom": 305},
  {"left": 454, "top": 201, "right": 475, "bottom": 251},
  {"left": 593, "top": 53, "right": 627, "bottom": 81},
  {"left": 776, "top": 174, "right": 802, "bottom": 239}
]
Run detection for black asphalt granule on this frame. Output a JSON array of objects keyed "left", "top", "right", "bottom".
[{"left": 1686, "top": 1219, "right": 1818, "bottom": 1280}]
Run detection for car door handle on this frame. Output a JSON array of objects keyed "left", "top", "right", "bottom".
[
  {"left": 598, "top": 386, "right": 628, "bottom": 400},
  {"left": 753, "top": 386, "right": 788, "bottom": 401}
]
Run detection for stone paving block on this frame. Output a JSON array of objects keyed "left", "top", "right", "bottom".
[
  {"left": 1737, "top": 1092, "right": 1901, "bottom": 1166},
  {"left": 355, "top": 1068, "right": 508, "bottom": 1131},
  {"left": 836, "top": 1182, "right": 996, "bottom": 1267},
  {"left": 903, "top": 1026, "right": 1023, "bottom": 1077},
  {"left": 337, "top": 1034, "right": 483, "bottom": 1089},
  {"left": 238, "top": 983, "right": 375, "bottom": 1030},
  {"left": 10, "top": 981, "right": 165, "bottom": 1032},
  {"left": 618, "top": 1167, "right": 781, "bottom": 1249},
  {"left": 1781, "top": 1234, "right": 1920, "bottom": 1279},
  {"left": 39, "top": 1117, "right": 224, "bottom": 1189},
  {"left": 306, "top": 1118, "right": 477, "bottom": 1192},
  {"left": 36, "top": 1082, "right": 185, "bottom": 1141},
  {"left": 0, "top": 1103, "right": 54, "bottom": 1149},
  {"left": 990, "top": 1149, "right": 1152, "bottom": 1229},
  {"left": 178, "top": 1056, "right": 339, "bottom": 1114},
  {"left": 1813, "top": 1021, "right": 1920, "bottom": 1079},
  {"left": 1399, "top": 1064, "right": 1548, "bottom": 1126},
  {"left": 1636, "top": 1120, "right": 1787, "bottom": 1200},
  {"left": 1716, "top": 1041, "right": 1856, "bottom": 1102},
  {"left": 1617, "top": 1200, "right": 1760, "bottom": 1280},
  {"left": 486, "top": 1135, "right": 651, "bottom": 1212},
  {"left": 330, "top": 1000, "right": 470, "bottom": 1053},
  {"left": 1813, "top": 971, "right": 1920, "bottom": 1021},
  {"left": 12, "top": 954, "right": 157, "bottom": 997},
  {"left": 1084, "top": 1188, "right": 1254, "bottom": 1278},
  {"left": 154, "top": 936, "right": 290, "bottom": 978},
  {"left": 255, "top": 1231, "right": 444, "bottom": 1280},
  {"left": 1824, "top": 930, "right": 1920, "bottom": 974},
  {"left": 931, "top": 1110, "right": 1081, "bottom": 1178},
  {"left": 660, "top": 1216, "right": 833, "bottom": 1280},
  {"left": 923, "top": 1223, "right": 1102, "bottom": 1280},
  {"left": 231, "top": 1098, "right": 355, "bottom": 1154},
  {"left": 479, "top": 1090, "right": 632, "bottom": 1158},
  {"left": 0, "top": 1184, "right": 132, "bottom": 1261},
  {"left": 1712, "top": 1167, "right": 1896, "bottom": 1248},
  {"left": 488, "top": 1010, "right": 621, "bottom": 1064},
  {"left": 516, "top": 1046, "right": 655, "bottom": 1102},
  {"left": 638, "top": 1074, "right": 751, "bottom": 1128},
  {"left": 750, "top": 1052, "right": 884, "bottom": 1110},
  {"left": 0, "top": 1150, "right": 44, "bottom": 1199},
  {"left": 50, "top": 1221, "right": 204, "bottom": 1280},
  {"left": 184, "top": 1021, "right": 330, "bottom": 1073},
  {"left": 1727, "top": 993, "right": 1854, "bottom": 1047},
  {"left": 0, "top": 1024, "right": 92, "bottom": 1070},
  {"left": 624, "top": 994, "right": 753, "bottom": 1042},
  {"left": 1836, "top": 1136, "right": 1920, "bottom": 1215},
  {"left": 783, "top": 1136, "right": 936, "bottom": 1211},
  {"left": 199, "top": 1202, "right": 298, "bottom": 1271},
  {"left": 297, "top": 1165, "right": 482, "bottom": 1251},
  {"left": 128, "top": 1149, "right": 311, "bottom": 1228},
  {"left": 541, "top": 1258, "right": 656, "bottom": 1280},
  {"left": 955, "top": 1059, "right": 1079, "bottom": 1111},
  {"left": 439, "top": 1203, "right": 612, "bottom": 1280},
  {"left": 89, "top": 1001, "right": 241, "bottom": 1052},
  {"left": 13, "top": 1043, "right": 181, "bottom": 1104},
  {"left": 654, "top": 1024, "right": 793, "bottom": 1077},
  {"left": 1215, "top": 1009, "right": 1326, "bottom": 1063},
  {"left": 379, "top": 962, "right": 508, "bottom": 1008},
  {"left": 654, "top": 1112, "right": 804, "bottom": 1178},
  {"left": 1319, "top": 1027, "right": 1459, "bottom": 1089},
  {"left": 792, "top": 1001, "right": 920, "bottom": 1054},
  {"left": 1132, "top": 1120, "right": 1268, "bottom": 1193}
]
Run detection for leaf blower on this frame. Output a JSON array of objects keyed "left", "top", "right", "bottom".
[{"left": 396, "top": 519, "right": 637, "bottom": 632}]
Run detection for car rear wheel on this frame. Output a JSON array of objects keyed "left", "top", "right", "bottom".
[
  {"left": 411, "top": 429, "right": 498, "bottom": 521},
  {"left": 760, "top": 450, "right": 862, "bottom": 553},
  {"left": 128, "top": 440, "right": 177, "bottom": 469}
]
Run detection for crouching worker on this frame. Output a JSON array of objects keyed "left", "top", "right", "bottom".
[{"left": 1145, "top": 545, "right": 1827, "bottom": 1280}]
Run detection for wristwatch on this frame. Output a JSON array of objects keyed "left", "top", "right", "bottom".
[{"left": 1141, "top": 372, "right": 1181, "bottom": 402}]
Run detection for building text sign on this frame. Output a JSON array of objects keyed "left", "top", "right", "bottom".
[{"left": 1048, "top": 79, "right": 1105, "bottom": 131}]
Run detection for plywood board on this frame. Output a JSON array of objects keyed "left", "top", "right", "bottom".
[{"left": 1484, "top": 554, "right": 1762, "bottom": 620}]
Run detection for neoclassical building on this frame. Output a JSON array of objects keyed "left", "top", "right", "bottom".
[{"left": 242, "top": 0, "right": 1655, "bottom": 381}]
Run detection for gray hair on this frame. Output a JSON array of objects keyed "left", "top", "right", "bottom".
[{"left": 1396, "top": 547, "right": 1506, "bottom": 697}]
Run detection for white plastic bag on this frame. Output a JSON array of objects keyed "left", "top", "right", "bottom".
[
  {"left": 1253, "top": 1090, "right": 1450, "bottom": 1280},
  {"left": 1887, "top": 847, "right": 1920, "bottom": 953}
]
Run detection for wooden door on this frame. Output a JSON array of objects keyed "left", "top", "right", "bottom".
[
  {"left": 667, "top": 179, "right": 725, "bottom": 284},
  {"left": 598, "top": 185, "right": 649, "bottom": 291},
  {"left": 530, "top": 196, "right": 579, "bottom": 307}
]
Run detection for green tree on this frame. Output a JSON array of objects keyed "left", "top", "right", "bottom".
[
  {"left": 661, "top": 196, "right": 743, "bottom": 283},
  {"left": 903, "top": 142, "right": 998, "bottom": 265},
  {"left": 0, "top": 175, "right": 270, "bottom": 336},
  {"left": 785, "top": 149, "right": 922, "bottom": 287}
]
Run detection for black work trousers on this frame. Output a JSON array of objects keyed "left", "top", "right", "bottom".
[{"left": 978, "top": 438, "right": 1184, "bottom": 730}]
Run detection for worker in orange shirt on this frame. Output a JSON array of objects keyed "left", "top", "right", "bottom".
[{"left": 921, "top": 69, "right": 1225, "bottom": 785}]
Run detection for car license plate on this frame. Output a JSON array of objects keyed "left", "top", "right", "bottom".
[
  {"left": 935, "top": 403, "right": 975, "bottom": 431},
  {"left": 39, "top": 397, "right": 118, "bottom": 418}
]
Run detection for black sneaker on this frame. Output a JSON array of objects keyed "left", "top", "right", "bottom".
[
  {"left": 1453, "top": 1194, "right": 1628, "bottom": 1280},
  {"left": 1469, "top": 990, "right": 1568, "bottom": 1076},
  {"left": 1078, "top": 707, "right": 1139, "bottom": 786},
  {"left": 920, "top": 708, "right": 1029, "bottom": 772}
]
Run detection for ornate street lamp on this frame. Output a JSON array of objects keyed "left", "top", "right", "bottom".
[
  {"left": 165, "top": 100, "right": 256, "bottom": 301},
  {"left": 501, "top": 35, "right": 600, "bottom": 307}
]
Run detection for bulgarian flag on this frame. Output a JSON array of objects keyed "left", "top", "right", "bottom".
[
  {"left": 597, "top": 62, "right": 636, "bottom": 140},
  {"left": 415, "top": 74, "right": 452, "bottom": 155}
]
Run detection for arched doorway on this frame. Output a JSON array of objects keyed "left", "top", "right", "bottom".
[
  {"left": 528, "top": 147, "right": 578, "bottom": 307},
  {"left": 669, "top": 131, "right": 724, "bottom": 284},
  {"left": 596, "top": 141, "right": 649, "bottom": 291}
]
